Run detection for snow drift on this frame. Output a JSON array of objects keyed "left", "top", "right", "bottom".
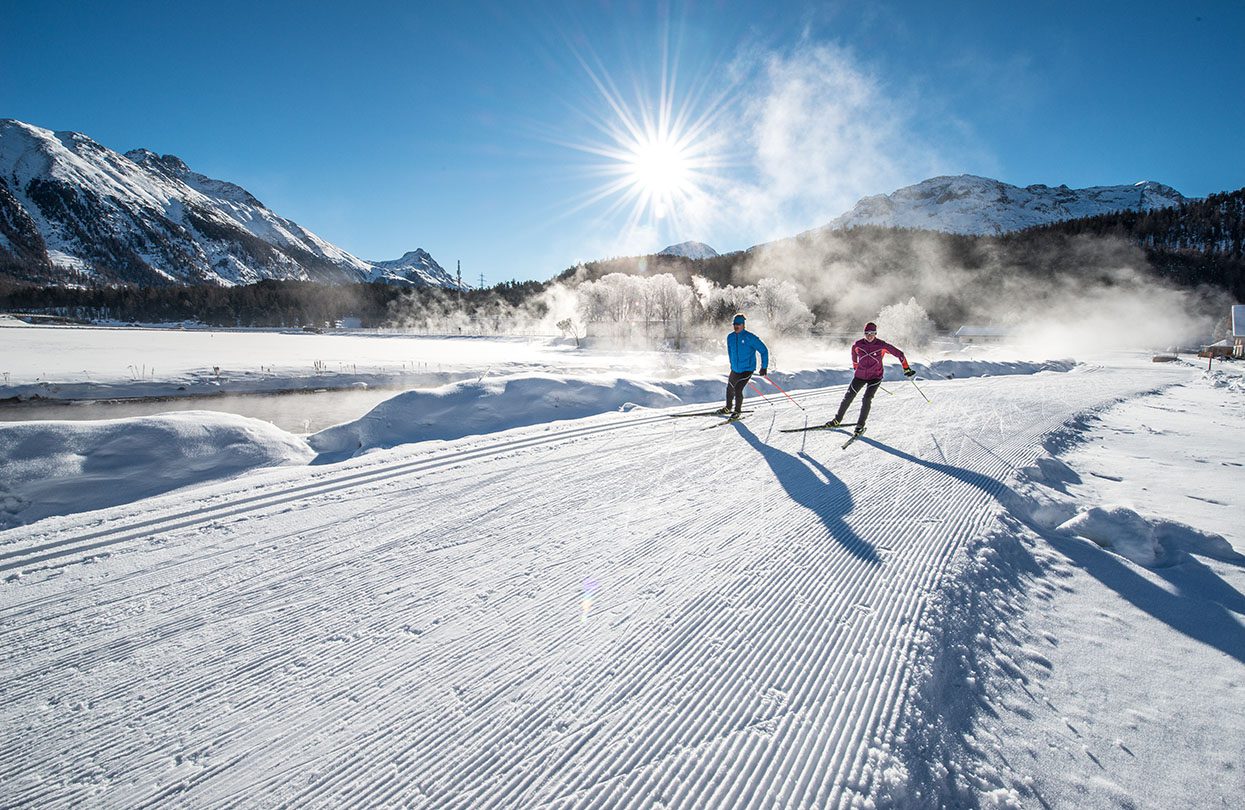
[
  {"left": 0, "top": 412, "right": 313, "bottom": 530},
  {"left": 309, "top": 359, "right": 1073, "bottom": 460},
  {"left": 1056, "top": 504, "right": 1238, "bottom": 568},
  {"left": 307, "top": 374, "right": 685, "bottom": 461}
]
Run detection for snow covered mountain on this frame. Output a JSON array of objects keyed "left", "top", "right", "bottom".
[
  {"left": 824, "top": 174, "right": 1188, "bottom": 235},
  {"left": 0, "top": 119, "right": 457, "bottom": 289},
  {"left": 366, "top": 249, "right": 462, "bottom": 289},
  {"left": 658, "top": 240, "right": 719, "bottom": 259}
]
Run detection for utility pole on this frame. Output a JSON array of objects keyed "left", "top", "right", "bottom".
[
  {"left": 456, "top": 260, "right": 462, "bottom": 303},
  {"left": 479, "top": 272, "right": 485, "bottom": 290}
]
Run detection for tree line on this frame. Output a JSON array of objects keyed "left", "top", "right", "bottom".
[
  {"left": 0, "top": 278, "right": 548, "bottom": 328},
  {"left": 1007, "top": 187, "right": 1245, "bottom": 300}
]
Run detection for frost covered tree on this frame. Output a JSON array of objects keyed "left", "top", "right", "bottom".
[
  {"left": 572, "top": 273, "right": 816, "bottom": 344},
  {"left": 704, "top": 284, "right": 758, "bottom": 324},
  {"left": 556, "top": 318, "right": 581, "bottom": 347},
  {"left": 578, "top": 273, "right": 647, "bottom": 323},
  {"left": 876, "top": 297, "right": 935, "bottom": 347},
  {"left": 755, "top": 278, "right": 815, "bottom": 334},
  {"left": 649, "top": 273, "right": 694, "bottom": 346}
]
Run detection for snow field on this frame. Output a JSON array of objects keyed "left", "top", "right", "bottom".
[
  {"left": 0, "top": 361, "right": 1200, "bottom": 808},
  {"left": 941, "top": 368, "right": 1245, "bottom": 808}
]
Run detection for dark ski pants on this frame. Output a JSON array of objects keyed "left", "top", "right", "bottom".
[
  {"left": 725, "top": 370, "right": 753, "bottom": 413},
  {"left": 834, "top": 377, "right": 881, "bottom": 426}
]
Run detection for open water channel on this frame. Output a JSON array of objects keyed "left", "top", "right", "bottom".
[{"left": 0, "top": 386, "right": 406, "bottom": 434}]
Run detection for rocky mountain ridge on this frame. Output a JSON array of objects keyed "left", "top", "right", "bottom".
[{"left": 0, "top": 119, "right": 460, "bottom": 289}]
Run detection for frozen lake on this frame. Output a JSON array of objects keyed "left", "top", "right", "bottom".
[
  {"left": 0, "top": 324, "right": 722, "bottom": 432},
  {"left": 0, "top": 323, "right": 1040, "bottom": 432}
]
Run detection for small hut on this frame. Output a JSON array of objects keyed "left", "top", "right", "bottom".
[{"left": 955, "top": 325, "right": 1009, "bottom": 344}]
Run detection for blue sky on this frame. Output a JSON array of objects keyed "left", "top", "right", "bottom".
[{"left": 3, "top": 0, "right": 1243, "bottom": 285}]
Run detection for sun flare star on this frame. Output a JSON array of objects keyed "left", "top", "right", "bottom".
[{"left": 554, "top": 42, "right": 734, "bottom": 238}]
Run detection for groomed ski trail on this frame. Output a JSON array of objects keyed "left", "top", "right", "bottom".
[{"left": 0, "top": 363, "right": 1184, "bottom": 808}]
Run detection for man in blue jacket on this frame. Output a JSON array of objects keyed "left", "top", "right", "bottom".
[{"left": 718, "top": 313, "right": 769, "bottom": 416}]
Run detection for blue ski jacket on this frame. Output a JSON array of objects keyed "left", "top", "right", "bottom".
[{"left": 727, "top": 329, "right": 769, "bottom": 373}]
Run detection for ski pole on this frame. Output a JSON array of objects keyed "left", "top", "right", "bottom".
[
  {"left": 761, "top": 375, "right": 806, "bottom": 411},
  {"left": 747, "top": 380, "right": 777, "bottom": 407},
  {"left": 909, "top": 377, "right": 931, "bottom": 403}
]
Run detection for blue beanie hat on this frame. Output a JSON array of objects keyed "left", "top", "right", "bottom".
[{"left": 732, "top": 314, "right": 746, "bottom": 325}]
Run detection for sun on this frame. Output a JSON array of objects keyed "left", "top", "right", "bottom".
[
  {"left": 624, "top": 131, "right": 695, "bottom": 218},
  {"left": 551, "top": 43, "right": 734, "bottom": 236}
]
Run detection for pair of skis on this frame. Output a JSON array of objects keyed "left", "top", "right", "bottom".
[
  {"left": 778, "top": 421, "right": 857, "bottom": 434},
  {"left": 671, "top": 408, "right": 866, "bottom": 447},
  {"left": 780, "top": 421, "right": 866, "bottom": 449},
  {"left": 670, "top": 408, "right": 753, "bottom": 429}
]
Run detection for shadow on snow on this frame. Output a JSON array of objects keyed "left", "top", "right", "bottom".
[
  {"left": 735, "top": 423, "right": 880, "bottom": 565},
  {"left": 858, "top": 435, "right": 1245, "bottom": 667}
]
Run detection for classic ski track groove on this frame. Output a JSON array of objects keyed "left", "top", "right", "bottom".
[{"left": 1, "top": 366, "right": 1167, "bottom": 808}]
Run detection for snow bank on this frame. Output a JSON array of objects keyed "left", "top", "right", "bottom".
[
  {"left": 1057, "top": 505, "right": 1164, "bottom": 566},
  {"left": 307, "top": 374, "right": 684, "bottom": 460},
  {"left": 1056, "top": 505, "right": 1237, "bottom": 568},
  {"left": 0, "top": 412, "right": 313, "bottom": 530},
  {"left": 1206, "top": 364, "right": 1245, "bottom": 393},
  {"left": 309, "top": 359, "right": 1072, "bottom": 460}
]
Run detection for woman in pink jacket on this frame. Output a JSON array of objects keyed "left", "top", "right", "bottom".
[{"left": 826, "top": 321, "right": 915, "bottom": 434}]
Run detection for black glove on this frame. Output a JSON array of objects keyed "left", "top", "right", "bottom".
[
  {"left": 903, "top": 367, "right": 916, "bottom": 377},
  {"left": 759, "top": 367, "right": 768, "bottom": 376}
]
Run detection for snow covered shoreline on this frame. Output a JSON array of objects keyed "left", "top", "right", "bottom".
[
  {"left": 1, "top": 359, "right": 1070, "bottom": 528},
  {"left": 307, "top": 358, "right": 1071, "bottom": 461}
]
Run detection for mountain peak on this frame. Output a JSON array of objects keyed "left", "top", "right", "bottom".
[
  {"left": 367, "top": 249, "right": 464, "bottom": 289},
  {"left": 124, "top": 149, "right": 191, "bottom": 177},
  {"left": 658, "top": 241, "right": 719, "bottom": 259},
  {"left": 825, "top": 175, "right": 1188, "bottom": 235}
]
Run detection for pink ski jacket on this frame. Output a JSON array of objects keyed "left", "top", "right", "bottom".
[{"left": 851, "top": 338, "right": 908, "bottom": 381}]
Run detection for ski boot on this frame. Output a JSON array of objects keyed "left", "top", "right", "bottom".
[{"left": 824, "top": 417, "right": 842, "bottom": 428}]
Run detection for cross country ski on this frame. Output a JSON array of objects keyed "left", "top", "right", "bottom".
[
  {"left": 779, "top": 422, "right": 857, "bottom": 434},
  {"left": 703, "top": 413, "right": 748, "bottom": 429},
  {"left": 841, "top": 427, "right": 867, "bottom": 449}
]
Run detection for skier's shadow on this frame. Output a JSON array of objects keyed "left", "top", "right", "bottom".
[
  {"left": 735, "top": 424, "right": 880, "bottom": 564},
  {"left": 860, "top": 435, "right": 1245, "bottom": 667}
]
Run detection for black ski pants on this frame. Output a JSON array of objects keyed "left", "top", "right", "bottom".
[
  {"left": 725, "top": 370, "right": 753, "bottom": 413},
  {"left": 834, "top": 377, "right": 881, "bottom": 426}
]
